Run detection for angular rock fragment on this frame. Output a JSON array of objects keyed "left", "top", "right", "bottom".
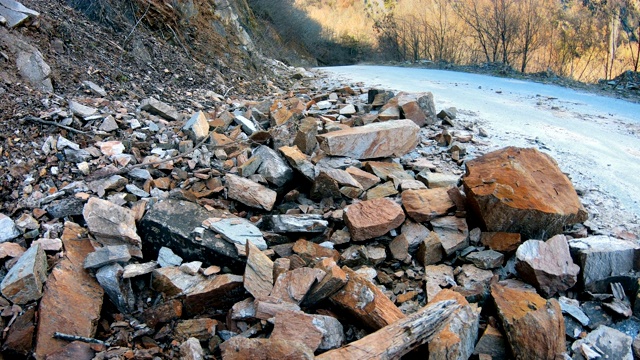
[
  {"left": 454, "top": 264, "right": 494, "bottom": 304},
  {"left": 180, "top": 337, "right": 204, "bottom": 360},
  {"left": 463, "top": 147, "right": 587, "bottom": 239},
  {"left": 416, "top": 231, "right": 444, "bottom": 266},
  {"left": 83, "top": 197, "right": 142, "bottom": 257},
  {"left": 301, "top": 258, "right": 348, "bottom": 307},
  {"left": 516, "top": 234, "right": 580, "bottom": 297},
  {"left": 174, "top": 318, "right": 217, "bottom": 341},
  {"left": 402, "top": 188, "right": 455, "bottom": 222},
  {"left": 96, "top": 263, "right": 135, "bottom": 314},
  {"left": 68, "top": 100, "right": 97, "bottom": 118},
  {"left": 293, "top": 117, "right": 318, "bottom": 155},
  {"left": 35, "top": 223, "right": 104, "bottom": 359},
  {"left": 279, "top": 145, "right": 315, "bottom": 180},
  {"left": 270, "top": 310, "right": 324, "bottom": 352},
  {"left": 492, "top": 282, "right": 565, "bottom": 360},
  {"left": 1, "top": 243, "right": 47, "bottom": 304},
  {"left": 244, "top": 241, "right": 274, "bottom": 299},
  {"left": 428, "top": 290, "right": 480, "bottom": 360},
  {"left": 140, "top": 97, "right": 180, "bottom": 121},
  {"left": 261, "top": 214, "right": 328, "bottom": 233},
  {"left": 141, "top": 299, "right": 183, "bottom": 328},
  {"left": 270, "top": 267, "right": 325, "bottom": 304},
  {"left": 204, "top": 217, "right": 267, "bottom": 250},
  {"left": 431, "top": 216, "right": 469, "bottom": 255},
  {"left": 318, "top": 120, "right": 420, "bottom": 159},
  {"left": 122, "top": 261, "right": 158, "bottom": 278},
  {"left": 569, "top": 235, "right": 640, "bottom": 292},
  {"left": 466, "top": 249, "right": 504, "bottom": 270},
  {"left": 225, "top": 173, "right": 277, "bottom": 211},
  {"left": 4, "top": 306, "right": 35, "bottom": 356},
  {"left": 473, "top": 325, "right": 508, "bottom": 360},
  {"left": 157, "top": 246, "right": 183, "bottom": 267},
  {"left": 292, "top": 239, "right": 340, "bottom": 263},
  {"left": 0, "top": 213, "right": 20, "bottom": 242},
  {"left": 83, "top": 244, "right": 131, "bottom": 269},
  {"left": 396, "top": 91, "right": 436, "bottom": 126},
  {"left": 152, "top": 267, "right": 202, "bottom": 296},
  {"left": 416, "top": 171, "right": 459, "bottom": 189},
  {"left": 183, "top": 274, "right": 245, "bottom": 315},
  {"left": 182, "top": 111, "right": 209, "bottom": 143},
  {"left": 572, "top": 325, "right": 633, "bottom": 360},
  {"left": 424, "top": 264, "right": 456, "bottom": 301},
  {"left": 253, "top": 145, "right": 293, "bottom": 187},
  {"left": 481, "top": 231, "right": 522, "bottom": 253},
  {"left": 345, "top": 166, "right": 380, "bottom": 190},
  {"left": 344, "top": 198, "right": 405, "bottom": 241},
  {"left": 220, "top": 337, "right": 314, "bottom": 360}
]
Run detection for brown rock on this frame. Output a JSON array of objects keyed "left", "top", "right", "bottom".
[
  {"left": 270, "top": 267, "right": 325, "bottom": 304},
  {"left": 402, "top": 188, "right": 455, "bottom": 222},
  {"left": 463, "top": 147, "right": 588, "bottom": 239},
  {"left": 0, "top": 242, "right": 25, "bottom": 259},
  {"left": 270, "top": 310, "right": 323, "bottom": 352},
  {"left": 346, "top": 166, "right": 380, "bottom": 190},
  {"left": 292, "top": 239, "right": 340, "bottom": 264},
  {"left": 152, "top": 267, "right": 203, "bottom": 297},
  {"left": 515, "top": 234, "right": 580, "bottom": 297},
  {"left": 396, "top": 92, "right": 436, "bottom": 127},
  {"left": 220, "top": 337, "right": 314, "bottom": 360},
  {"left": 431, "top": 216, "right": 469, "bottom": 255},
  {"left": 491, "top": 282, "right": 565, "bottom": 360},
  {"left": 301, "top": 258, "right": 348, "bottom": 307},
  {"left": 416, "top": 231, "right": 444, "bottom": 266},
  {"left": 428, "top": 290, "right": 480, "bottom": 360},
  {"left": 389, "top": 235, "right": 409, "bottom": 261},
  {"left": 454, "top": 264, "right": 494, "bottom": 304},
  {"left": 293, "top": 117, "right": 318, "bottom": 155},
  {"left": 344, "top": 198, "right": 405, "bottom": 241},
  {"left": 317, "top": 120, "right": 420, "bottom": 159},
  {"left": 184, "top": 274, "right": 245, "bottom": 315},
  {"left": 35, "top": 222, "right": 104, "bottom": 359},
  {"left": 174, "top": 318, "right": 217, "bottom": 341},
  {"left": 225, "top": 173, "right": 277, "bottom": 211},
  {"left": 363, "top": 161, "right": 405, "bottom": 181},
  {"left": 82, "top": 197, "right": 142, "bottom": 256},
  {"left": 4, "top": 306, "right": 35, "bottom": 356},
  {"left": 364, "top": 181, "right": 398, "bottom": 200},
  {"left": 424, "top": 264, "right": 455, "bottom": 301},
  {"left": 244, "top": 241, "right": 274, "bottom": 299},
  {"left": 330, "top": 266, "right": 405, "bottom": 330},
  {"left": 141, "top": 299, "right": 183, "bottom": 328},
  {"left": 45, "top": 341, "right": 95, "bottom": 360},
  {"left": 273, "top": 258, "right": 290, "bottom": 282},
  {"left": 254, "top": 297, "right": 302, "bottom": 320},
  {"left": 481, "top": 232, "right": 522, "bottom": 253}
]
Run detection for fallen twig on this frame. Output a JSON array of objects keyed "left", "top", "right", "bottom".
[
  {"left": 54, "top": 332, "right": 108, "bottom": 346},
  {"left": 24, "top": 116, "right": 89, "bottom": 135},
  {"left": 123, "top": 3, "right": 150, "bottom": 46}
]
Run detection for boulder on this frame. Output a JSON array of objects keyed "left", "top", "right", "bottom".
[
  {"left": 463, "top": 147, "right": 587, "bottom": 239},
  {"left": 317, "top": 120, "right": 420, "bottom": 159},
  {"left": 516, "top": 235, "right": 580, "bottom": 297},
  {"left": 344, "top": 198, "right": 405, "bottom": 241}
]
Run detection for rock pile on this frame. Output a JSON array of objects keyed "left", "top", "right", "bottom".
[{"left": 1, "top": 10, "right": 639, "bottom": 356}]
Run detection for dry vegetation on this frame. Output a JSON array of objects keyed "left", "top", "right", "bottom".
[{"left": 294, "top": 0, "right": 640, "bottom": 82}]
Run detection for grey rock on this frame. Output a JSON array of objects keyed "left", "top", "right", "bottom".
[
  {"left": 568, "top": 235, "right": 640, "bottom": 292},
  {"left": 340, "top": 245, "right": 368, "bottom": 268},
  {"left": 400, "top": 221, "right": 431, "bottom": 253},
  {"left": 559, "top": 296, "right": 590, "bottom": 327},
  {"left": 253, "top": 145, "right": 293, "bottom": 187},
  {"left": 96, "top": 263, "right": 135, "bottom": 314},
  {"left": 313, "top": 314, "right": 345, "bottom": 350},
  {"left": 416, "top": 170, "right": 459, "bottom": 188},
  {"left": 180, "top": 337, "right": 204, "bottom": 360},
  {"left": 140, "top": 98, "right": 180, "bottom": 121},
  {"left": 82, "top": 80, "right": 107, "bottom": 97},
  {"left": 99, "top": 115, "right": 119, "bottom": 132},
  {"left": 45, "top": 197, "right": 84, "bottom": 218},
  {"left": 234, "top": 114, "right": 257, "bottom": 134},
  {"left": 315, "top": 156, "right": 361, "bottom": 170},
  {"left": 16, "top": 47, "right": 52, "bottom": 92},
  {"left": 261, "top": 214, "right": 328, "bottom": 233},
  {"left": 139, "top": 199, "right": 242, "bottom": 268},
  {"left": 125, "top": 184, "right": 149, "bottom": 198},
  {"left": 68, "top": 100, "right": 97, "bottom": 119},
  {"left": 64, "top": 148, "right": 92, "bottom": 163},
  {"left": 466, "top": 249, "right": 504, "bottom": 269},
  {"left": 204, "top": 217, "right": 267, "bottom": 251},
  {"left": 182, "top": 111, "right": 209, "bottom": 143},
  {"left": 0, "top": 214, "right": 20, "bottom": 242},
  {"left": 431, "top": 216, "right": 469, "bottom": 255},
  {"left": 473, "top": 324, "right": 508, "bottom": 360},
  {"left": 0, "top": 0, "right": 39, "bottom": 28},
  {"left": 56, "top": 135, "right": 80, "bottom": 150},
  {"left": 152, "top": 267, "right": 203, "bottom": 296},
  {"left": 581, "top": 301, "right": 613, "bottom": 330},
  {"left": 83, "top": 197, "right": 142, "bottom": 257},
  {"left": 424, "top": 264, "right": 456, "bottom": 301},
  {"left": 231, "top": 298, "right": 256, "bottom": 320},
  {"left": 158, "top": 247, "right": 183, "bottom": 267},
  {"left": 571, "top": 325, "right": 632, "bottom": 360},
  {"left": 0, "top": 243, "right": 47, "bottom": 304},
  {"left": 179, "top": 261, "right": 202, "bottom": 275},
  {"left": 122, "top": 261, "right": 158, "bottom": 278},
  {"left": 83, "top": 245, "right": 131, "bottom": 269},
  {"left": 88, "top": 175, "right": 128, "bottom": 197},
  {"left": 128, "top": 168, "right": 152, "bottom": 180},
  {"left": 437, "top": 107, "right": 457, "bottom": 120},
  {"left": 455, "top": 264, "right": 493, "bottom": 304}
]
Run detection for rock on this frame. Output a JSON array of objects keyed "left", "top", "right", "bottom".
[
  {"left": 4, "top": 306, "right": 35, "bottom": 356},
  {"left": 180, "top": 337, "right": 204, "bottom": 360},
  {"left": 292, "top": 239, "right": 340, "bottom": 264},
  {"left": 559, "top": 296, "right": 590, "bottom": 327},
  {"left": 270, "top": 267, "right": 325, "bottom": 304},
  {"left": 402, "top": 188, "right": 455, "bottom": 222},
  {"left": 491, "top": 282, "right": 565, "bottom": 360},
  {"left": 466, "top": 249, "right": 504, "bottom": 270},
  {"left": 96, "top": 263, "right": 135, "bottom": 314},
  {"left": 438, "top": 107, "right": 457, "bottom": 120},
  {"left": 454, "top": 264, "right": 494, "bottom": 304},
  {"left": 416, "top": 231, "right": 444, "bottom": 266},
  {"left": 401, "top": 221, "right": 432, "bottom": 253},
  {"left": 182, "top": 111, "right": 209, "bottom": 143},
  {"left": 253, "top": 145, "right": 293, "bottom": 187},
  {"left": 515, "top": 234, "right": 580, "bottom": 297},
  {"left": 244, "top": 241, "right": 274, "bottom": 299},
  {"left": 122, "top": 261, "right": 158, "bottom": 278},
  {"left": 204, "top": 217, "right": 267, "bottom": 250},
  {"left": 301, "top": 258, "right": 348, "bottom": 307},
  {"left": 396, "top": 91, "right": 436, "bottom": 126},
  {"left": 473, "top": 325, "right": 508, "bottom": 360},
  {"left": 152, "top": 267, "right": 203, "bottom": 296},
  {"left": 44, "top": 342, "right": 95, "bottom": 360},
  {"left": 0, "top": 0, "right": 39, "bottom": 28},
  {"left": 431, "top": 216, "right": 469, "bottom": 256},
  {"left": 389, "top": 235, "right": 409, "bottom": 261},
  {"left": 82, "top": 80, "right": 107, "bottom": 96},
  {"left": 1, "top": 243, "right": 47, "bottom": 304},
  {"left": 279, "top": 145, "right": 315, "bottom": 181},
  {"left": 220, "top": 337, "right": 314, "bottom": 360},
  {"left": 481, "top": 232, "right": 522, "bottom": 253},
  {"left": 225, "top": 173, "right": 277, "bottom": 211},
  {"left": 32, "top": 238, "right": 62, "bottom": 252},
  {"left": 293, "top": 117, "right": 318, "bottom": 155},
  {"left": 180, "top": 261, "right": 201, "bottom": 275},
  {"left": 158, "top": 246, "right": 183, "bottom": 267},
  {"left": 83, "top": 244, "right": 131, "bottom": 269},
  {"left": 571, "top": 325, "right": 633, "bottom": 360},
  {"left": 35, "top": 223, "right": 104, "bottom": 359},
  {"left": 231, "top": 298, "right": 256, "bottom": 320},
  {"left": 345, "top": 166, "right": 380, "bottom": 190},
  {"left": 141, "top": 299, "right": 183, "bottom": 328},
  {"left": 0, "top": 242, "right": 25, "bottom": 259},
  {"left": 463, "top": 147, "right": 587, "bottom": 239},
  {"left": 254, "top": 297, "right": 302, "bottom": 320},
  {"left": 424, "top": 264, "right": 456, "bottom": 301},
  {"left": 271, "top": 310, "right": 344, "bottom": 351},
  {"left": 318, "top": 119, "right": 420, "bottom": 159},
  {"left": 330, "top": 266, "right": 406, "bottom": 330},
  {"left": 139, "top": 199, "right": 241, "bottom": 267},
  {"left": 416, "top": 171, "right": 459, "bottom": 189},
  {"left": 234, "top": 114, "right": 257, "bottom": 134},
  {"left": 340, "top": 103, "right": 357, "bottom": 115},
  {"left": 183, "top": 274, "right": 245, "bottom": 315},
  {"left": 344, "top": 198, "right": 405, "bottom": 241},
  {"left": 99, "top": 115, "right": 119, "bottom": 132},
  {"left": 174, "top": 318, "right": 217, "bottom": 341},
  {"left": 45, "top": 197, "right": 84, "bottom": 219},
  {"left": 82, "top": 197, "right": 142, "bottom": 257},
  {"left": 428, "top": 290, "right": 480, "bottom": 360},
  {"left": 0, "top": 213, "right": 20, "bottom": 242},
  {"left": 140, "top": 97, "right": 180, "bottom": 121},
  {"left": 15, "top": 44, "right": 53, "bottom": 92},
  {"left": 261, "top": 214, "right": 328, "bottom": 233},
  {"left": 378, "top": 100, "right": 401, "bottom": 120},
  {"left": 68, "top": 100, "right": 97, "bottom": 118},
  {"left": 568, "top": 235, "right": 640, "bottom": 292}
]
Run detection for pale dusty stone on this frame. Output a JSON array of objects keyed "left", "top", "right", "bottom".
[
  {"left": 431, "top": 216, "right": 469, "bottom": 255},
  {"left": 122, "top": 261, "right": 158, "bottom": 278},
  {"left": 140, "top": 97, "right": 180, "bottom": 121},
  {"left": 204, "top": 217, "right": 267, "bottom": 250},
  {"left": 424, "top": 264, "right": 455, "bottom": 302},
  {"left": 220, "top": 337, "right": 314, "bottom": 360},
  {"left": 182, "top": 111, "right": 210, "bottom": 143},
  {"left": 0, "top": 213, "right": 20, "bottom": 242},
  {"left": 244, "top": 241, "right": 274, "bottom": 299},
  {"left": 180, "top": 337, "right": 204, "bottom": 360},
  {"left": 83, "top": 245, "right": 131, "bottom": 269},
  {"left": 82, "top": 197, "right": 142, "bottom": 256},
  {"left": 270, "top": 267, "right": 325, "bottom": 304}
]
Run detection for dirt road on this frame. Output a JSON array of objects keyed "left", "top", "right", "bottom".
[{"left": 317, "top": 65, "right": 640, "bottom": 234}]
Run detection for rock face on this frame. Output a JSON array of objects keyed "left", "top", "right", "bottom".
[
  {"left": 1, "top": 243, "right": 47, "bottom": 304},
  {"left": 82, "top": 197, "right": 142, "bottom": 256},
  {"left": 463, "top": 147, "right": 587, "bottom": 239},
  {"left": 516, "top": 235, "right": 580, "bottom": 297},
  {"left": 35, "top": 222, "right": 104, "bottom": 359},
  {"left": 344, "top": 198, "right": 406, "bottom": 241},
  {"left": 568, "top": 235, "right": 640, "bottom": 292},
  {"left": 492, "top": 283, "right": 565, "bottom": 360},
  {"left": 317, "top": 120, "right": 420, "bottom": 159}
]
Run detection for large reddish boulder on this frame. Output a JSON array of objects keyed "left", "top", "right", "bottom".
[{"left": 463, "top": 147, "right": 587, "bottom": 239}]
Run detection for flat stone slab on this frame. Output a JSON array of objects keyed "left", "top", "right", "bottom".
[
  {"left": 204, "top": 217, "right": 267, "bottom": 250},
  {"left": 1, "top": 243, "right": 47, "bottom": 304}
]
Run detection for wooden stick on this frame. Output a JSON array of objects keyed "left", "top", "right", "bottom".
[
  {"left": 316, "top": 300, "right": 459, "bottom": 360},
  {"left": 24, "top": 116, "right": 89, "bottom": 135}
]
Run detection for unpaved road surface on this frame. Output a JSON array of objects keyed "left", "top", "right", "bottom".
[{"left": 317, "top": 65, "right": 640, "bottom": 235}]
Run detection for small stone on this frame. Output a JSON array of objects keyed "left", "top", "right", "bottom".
[
  {"left": 293, "top": 117, "right": 318, "bottom": 155},
  {"left": 302, "top": 258, "right": 347, "bottom": 307},
  {"left": 183, "top": 274, "right": 244, "bottom": 315},
  {"left": 83, "top": 197, "right": 141, "bottom": 256},
  {"left": 220, "top": 337, "right": 314, "bottom": 360},
  {"left": 68, "top": 100, "right": 97, "bottom": 118},
  {"left": 152, "top": 267, "right": 203, "bottom": 297},
  {"left": 262, "top": 214, "right": 328, "bottom": 233},
  {"left": 141, "top": 299, "right": 183, "bottom": 328},
  {"left": 1, "top": 244, "right": 47, "bottom": 304},
  {"left": 454, "top": 264, "right": 493, "bottom": 304},
  {"left": 473, "top": 325, "right": 508, "bottom": 360},
  {"left": 158, "top": 247, "right": 183, "bottom": 267},
  {"left": 225, "top": 174, "right": 277, "bottom": 211},
  {"left": 424, "top": 264, "right": 455, "bottom": 301},
  {"left": 140, "top": 97, "right": 180, "bottom": 121},
  {"left": 345, "top": 166, "right": 380, "bottom": 190},
  {"left": 180, "top": 261, "right": 202, "bottom": 275},
  {"left": 253, "top": 145, "right": 293, "bottom": 187},
  {"left": 344, "top": 198, "right": 405, "bottom": 241},
  {"left": 98, "top": 141, "right": 125, "bottom": 157},
  {"left": 271, "top": 310, "right": 344, "bottom": 351},
  {"left": 279, "top": 145, "right": 315, "bottom": 181},
  {"left": 180, "top": 337, "right": 204, "bottom": 360},
  {"left": 175, "top": 319, "right": 216, "bottom": 341},
  {"left": 122, "top": 261, "right": 158, "bottom": 278},
  {"left": 0, "top": 242, "right": 25, "bottom": 259},
  {"left": 56, "top": 135, "right": 80, "bottom": 151},
  {"left": 466, "top": 250, "right": 504, "bottom": 270},
  {"left": 431, "top": 216, "right": 469, "bottom": 255},
  {"left": 231, "top": 298, "right": 256, "bottom": 320},
  {"left": 428, "top": 290, "right": 480, "bottom": 360},
  {"left": 416, "top": 231, "right": 444, "bottom": 266},
  {"left": 0, "top": 214, "right": 20, "bottom": 242},
  {"left": 339, "top": 104, "right": 356, "bottom": 115},
  {"left": 82, "top": 80, "right": 107, "bottom": 97},
  {"left": 83, "top": 245, "right": 131, "bottom": 269},
  {"left": 292, "top": 239, "right": 340, "bottom": 264},
  {"left": 99, "top": 115, "right": 119, "bottom": 132}
]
